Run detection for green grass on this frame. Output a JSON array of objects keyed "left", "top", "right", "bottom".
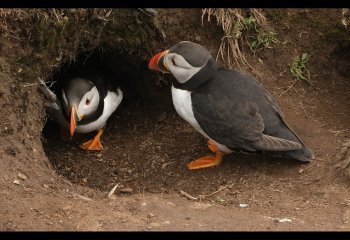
[
  {"left": 240, "top": 15, "right": 278, "bottom": 52},
  {"left": 290, "top": 53, "right": 311, "bottom": 84},
  {"left": 202, "top": 9, "right": 276, "bottom": 68}
]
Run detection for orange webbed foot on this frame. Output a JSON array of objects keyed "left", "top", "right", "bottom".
[
  {"left": 187, "top": 152, "right": 224, "bottom": 170},
  {"left": 79, "top": 129, "right": 104, "bottom": 151}
]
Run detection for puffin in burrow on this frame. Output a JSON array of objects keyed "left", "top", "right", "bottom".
[
  {"left": 148, "top": 41, "right": 314, "bottom": 170},
  {"left": 42, "top": 63, "right": 123, "bottom": 151}
]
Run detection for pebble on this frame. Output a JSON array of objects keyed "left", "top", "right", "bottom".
[
  {"left": 298, "top": 169, "right": 304, "bottom": 174},
  {"left": 18, "top": 173, "right": 27, "bottom": 180},
  {"left": 96, "top": 153, "right": 102, "bottom": 158},
  {"left": 161, "top": 162, "right": 172, "bottom": 169},
  {"left": 239, "top": 203, "right": 249, "bottom": 208},
  {"left": 82, "top": 178, "right": 88, "bottom": 183},
  {"left": 120, "top": 187, "right": 133, "bottom": 193},
  {"left": 157, "top": 112, "right": 167, "bottom": 122},
  {"left": 13, "top": 179, "right": 20, "bottom": 185}
]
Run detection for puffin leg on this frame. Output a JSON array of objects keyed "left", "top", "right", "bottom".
[
  {"left": 207, "top": 139, "right": 220, "bottom": 153},
  {"left": 79, "top": 129, "right": 104, "bottom": 151},
  {"left": 187, "top": 152, "right": 224, "bottom": 170}
]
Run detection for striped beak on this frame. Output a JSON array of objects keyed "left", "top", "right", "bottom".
[
  {"left": 69, "top": 106, "right": 77, "bottom": 138},
  {"left": 148, "top": 50, "right": 170, "bottom": 73}
]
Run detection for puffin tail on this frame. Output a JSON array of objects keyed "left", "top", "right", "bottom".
[
  {"left": 284, "top": 144, "right": 315, "bottom": 162},
  {"left": 280, "top": 120, "right": 315, "bottom": 162}
]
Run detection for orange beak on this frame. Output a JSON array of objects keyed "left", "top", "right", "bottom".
[
  {"left": 148, "top": 50, "right": 169, "bottom": 73},
  {"left": 69, "top": 106, "right": 76, "bottom": 138}
]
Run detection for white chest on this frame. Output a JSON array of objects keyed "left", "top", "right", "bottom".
[{"left": 171, "top": 85, "right": 231, "bottom": 153}]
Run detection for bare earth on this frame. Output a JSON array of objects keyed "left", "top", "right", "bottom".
[{"left": 1, "top": 9, "right": 350, "bottom": 231}]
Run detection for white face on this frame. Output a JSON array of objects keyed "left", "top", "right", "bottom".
[
  {"left": 77, "top": 86, "right": 100, "bottom": 119},
  {"left": 62, "top": 86, "right": 100, "bottom": 120},
  {"left": 164, "top": 53, "right": 203, "bottom": 84}
]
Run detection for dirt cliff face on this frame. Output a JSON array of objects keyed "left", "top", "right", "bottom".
[{"left": 1, "top": 8, "right": 350, "bottom": 231}]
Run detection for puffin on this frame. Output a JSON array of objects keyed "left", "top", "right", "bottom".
[
  {"left": 148, "top": 41, "right": 315, "bottom": 170},
  {"left": 42, "top": 63, "right": 123, "bottom": 151}
]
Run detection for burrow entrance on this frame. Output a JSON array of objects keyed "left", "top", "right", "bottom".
[{"left": 42, "top": 47, "right": 301, "bottom": 197}]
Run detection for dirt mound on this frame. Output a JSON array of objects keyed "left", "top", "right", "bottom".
[{"left": 1, "top": 8, "right": 350, "bottom": 231}]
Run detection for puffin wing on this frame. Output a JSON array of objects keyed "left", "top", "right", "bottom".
[{"left": 191, "top": 75, "right": 302, "bottom": 152}]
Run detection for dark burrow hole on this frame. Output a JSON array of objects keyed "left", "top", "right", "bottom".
[
  {"left": 331, "top": 42, "right": 350, "bottom": 79},
  {"left": 42, "top": 47, "right": 301, "bottom": 197}
]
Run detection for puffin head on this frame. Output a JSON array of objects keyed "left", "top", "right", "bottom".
[
  {"left": 62, "top": 78, "right": 100, "bottom": 137},
  {"left": 148, "top": 41, "right": 214, "bottom": 85}
]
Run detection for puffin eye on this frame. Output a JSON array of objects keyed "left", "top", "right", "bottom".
[
  {"left": 172, "top": 57, "right": 177, "bottom": 66},
  {"left": 86, "top": 99, "right": 91, "bottom": 105}
]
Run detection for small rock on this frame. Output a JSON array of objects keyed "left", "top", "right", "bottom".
[
  {"left": 298, "top": 169, "right": 304, "bottom": 174},
  {"left": 120, "top": 187, "right": 133, "bottom": 193},
  {"left": 157, "top": 112, "right": 167, "bottom": 122},
  {"left": 183, "top": 127, "right": 194, "bottom": 133},
  {"left": 195, "top": 36, "right": 201, "bottom": 42},
  {"left": 13, "top": 179, "right": 20, "bottom": 185},
  {"left": 295, "top": 207, "right": 301, "bottom": 211},
  {"left": 147, "top": 213, "right": 155, "bottom": 218},
  {"left": 278, "top": 218, "right": 292, "bottom": 223},
  {"left": 239, "top": 203, "right": 249, "bottom": 208},
  {"left": 161, "top": 162, "right": 172, "bottom": 169},
  {"left": 147, "top": 226, "right": 152, "bottom": 230},
  {"left": 18, "top": 173, "right": 27, "bottom": 180},
  {"left": 96, "top": 153, "right": 102, "bottom": 158},
  {"left": 127, "top": 169, "right": 133, "bottom": 174},
  {"left": 82, "top": 178, "right": 88, "bottom": 183}
]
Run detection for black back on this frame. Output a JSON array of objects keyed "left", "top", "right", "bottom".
[{"left": 190, "top": 68, "right": 314, "bottom": 161}]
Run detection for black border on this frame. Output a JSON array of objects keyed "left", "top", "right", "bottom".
[
  {"left": 1, "top": 231, "right": 350, "bottom": 239},
  {"left": 0, "top": 0, "right": 348, "bottom": 8}
]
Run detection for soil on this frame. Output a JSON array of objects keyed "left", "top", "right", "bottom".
[{"left": 1, "top": 8, "right": 350, "bottom": 231}]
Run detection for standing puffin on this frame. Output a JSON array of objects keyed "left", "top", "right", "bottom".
[
  {"left": 148, "top": 41, "right": 314, "bottom": 170},
  {"left": 41, "top": 64, "right": 123, "bottom": 151}
]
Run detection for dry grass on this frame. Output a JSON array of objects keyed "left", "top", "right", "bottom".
[{"left": 202, "top": 8, "right": 271, "bottom": 69}]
